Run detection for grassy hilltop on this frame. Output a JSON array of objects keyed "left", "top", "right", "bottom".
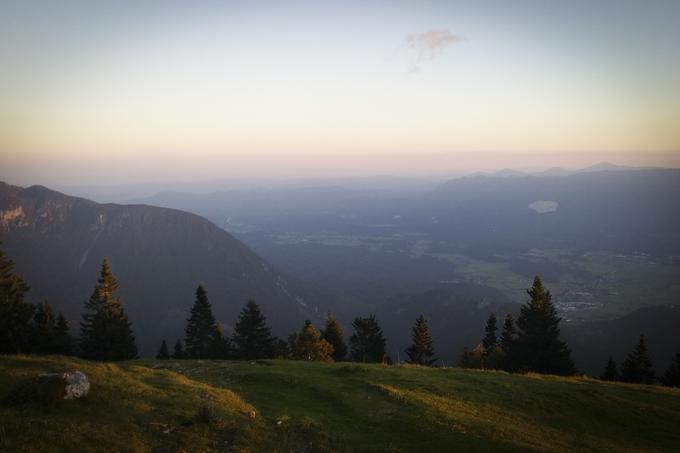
[{"left": 1, "top": 356, "right": 679, "bottom": 452}]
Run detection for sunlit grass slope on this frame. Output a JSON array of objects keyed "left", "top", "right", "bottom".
[{"left": 1, "top": 356, "right": 679, "bottom": 452}]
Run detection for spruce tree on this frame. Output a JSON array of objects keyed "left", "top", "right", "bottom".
[
  {"left": 481, "top": 312, "right": 502, "bottom": 368},
  {"left": 405, "top": 314, "right": 437, "bottom": 365},
  {"left": 499, "top": 313, "right": 518, "bottom": 372},
  {"left": 620, "top": 334, "right": 655, "bottom": 384},
  {"left": 482, "top": 313, "right": 498, "bottom": 352},
  {"left": 459, "top": 347, "right": 474, "bottom": 368},
  {"left": 516, "top": 276, "right": 575, "bottom": 375},
  {"left": 79, "top": 258, "right": 137, "bottom": 361},
  {"left": 322, "top": 314, "right": 347, "bottom": 361},
  {"left": 0, "top": 245, "right": 34, "bottom": 354},
  {"left": 172, "top": 339, "right": 185, "bottom": 359},
  {"left": 601, "top": 356, "right": 620, "bottom": 381},
  {"left": 232, "top": 300, "right": 275, "bottom": 359},
  {"left": 54, "top": 312, "right": 73, "bottom": 355},
  {"left": 157, "top": 340, "right": 170, "bottom": 360},
  {"left": 661, "top": 353, "right": 680, "bottom": 387},
  {"left": 184, "top": 284, "right": 219, "bottom": 358},
  {"left": 289, "top": 320, "right": 334, "bottom": 361},
  {"left": 349, "top": 315, "right": 387, "bottom": 363},
  {"left": 33, "top": 301, "right": 56, "bottom": 354}
]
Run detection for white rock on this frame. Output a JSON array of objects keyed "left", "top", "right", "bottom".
[{"left": 63, "top": 371, "right": 90, "bottom": 400}]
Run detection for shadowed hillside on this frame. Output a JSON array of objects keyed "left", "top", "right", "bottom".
[{"left": 0, "top": 182, "right": 333, "bottom": 355}]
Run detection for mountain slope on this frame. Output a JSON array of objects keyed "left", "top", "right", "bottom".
[
  {"left": 0, "top": 182, "right": 325, "bottom": 355},
  {"left": 565, "top": 305, "right": 680, "bottom": 376}
]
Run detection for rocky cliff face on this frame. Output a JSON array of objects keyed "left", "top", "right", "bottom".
[{"left": 0, "top": 182, "right": 323, "bottom": 355}]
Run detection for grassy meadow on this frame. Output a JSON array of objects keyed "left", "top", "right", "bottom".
[{"left": 1, "top": 356, "right": 679, "bottom": 452}]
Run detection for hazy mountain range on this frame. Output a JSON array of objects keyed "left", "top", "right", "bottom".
[
  {"left": 2, "top": 165, "right": 679, "bottom": 373},
  {"left": 0, "top": 182, "right": 333, "bottom": 355}
]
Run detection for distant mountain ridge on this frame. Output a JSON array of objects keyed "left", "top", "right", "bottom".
[
  {"left": 0, "top": 182, "right": 328, "bottom": 355},
  {"left": 479, "top": 162, "right": 659, "bottom": 178}
]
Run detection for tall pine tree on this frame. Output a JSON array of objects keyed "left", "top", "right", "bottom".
[
  {"left": 499, "top": 313, "right": 518, "bottom": 372},
  {"left": 0, "top": 245, "right": 34, "bottom": 354},
  {"left": 349, "top": 315, "right": 387, "bottom": 363},
  {"left": 620, "top": 334, "right": 655, "bottom": 384},
  {"left": 184, "top": 284, "right": 219, "bottom": 358},
  {"left": 79, "top": 258, "right": 137, "bottom": 361},
  {"left": 601, "top": 356, "right": 620, "bottom": 381},
  {"left": 322, "top": 314, "right": 347, "bottom": 361},
  {"left": 172, "top": 339, "right": 185, "bottom": 359},
  {"left": 661, "top": 353, "right": 680, "bottom": 387},
  {"left": 405, "top": 314, "right": 436, "bottom": 365},
  {"left": 516, "top": 276, "right": 574, "bottom": 375},
  {"left": 54, "top": 312, "right": 73, "bottom": 355},
  {"left": 482, "top": 313, "right": 498, "bottom": 352},
  {"left": 33, "top": 301, "right": 56, "bottom": 354},
  {"left": 157, "top": 340, "right": 170, "bottom": 360},
  {"left": 232, "top": 300, "right": 275, "bottom": 359}
]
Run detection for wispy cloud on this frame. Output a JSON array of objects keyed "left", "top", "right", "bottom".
[{"left": 404, "top": 29, "right": 466, "bottom": 73}]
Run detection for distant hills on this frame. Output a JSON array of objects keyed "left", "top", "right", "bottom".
[
  {"left": 566, "top": 304, "right": 680, "bottom": 375},
  {"left": 484, "top": 161, "right": 655, "bottom": 178},
  {"left": 2, "top": 167, "right": 679, "bottom": 371},
  {"left": 129, "top": 167, "right": 680, "bottom": 255},
  {"left": 0, "top": 182, "right": 328, "bottom": 355},
  {"left": 423, "top": 168, "right": 680, "bottom": 253}
]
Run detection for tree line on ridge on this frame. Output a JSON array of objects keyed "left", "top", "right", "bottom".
[{"left": 1, "top": 245, "right": 679, "bottom": 387}]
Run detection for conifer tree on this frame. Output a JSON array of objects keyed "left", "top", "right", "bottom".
[
  {"left": 33, "top": 301, "right": 56, "bottom": 354},
  {"left": 209, "top": 323, "right": 232, "bottom": 359},
  {"left": 232, "top": 300, "right": 275, "bottom": 359},
  {"left": 322, "top": 314, "right": 347, "bottom": 361},
  {"left": 0, "top": 245, "right": 34, "bottom": 354},
  {"left": 516, "top": 276, "right": 575, "bottom": 375},
  {"left": 54, "top": 312, "right": 73, "bottom": 355},
  {"left": 79, "top": 258, "right": 137, "bottom": 361},
  {"left": 499, "top": 313, "right": 518, "bottom": 372},
  {"left": 482, "top": 313, "right": 498, "bottom": 352},
  {"left": 601, "top": 356, "right": 620, "bottom": 381},
  {"left": 184, "top": 284, "right": 219, "bottom": 358},
  {"left": 172, "top": 339, "right": 185, "bottom": 359},
  {"left": 405, "top": 314, "right": 437, "bottom": 365},
  {"left": 289, "top": 320, "right": 334, "bottom": 361},
  {"left": 481, "top": 313, "right": 503, "bottom": 368},
  {"left": 272, "top": 338, "right": 290, "bottom": 358},
  {"left": 349, "top": 315, "right": 387, "bottom": 363},
  {"left": 620, "top": 334, "right": 655, "bottom": 384},
  {"left": 157, "top": 340, "right": 170, "bottom": 360},
  {"left": 661, "top": 353, "right": 680, "bottom": 387},
  {"left": 458, "top": 347, "right": 474, "bottom": 368}
]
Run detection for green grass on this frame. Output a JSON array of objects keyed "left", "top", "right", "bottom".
[{"left": 2, "top": 356, "right": 680, "bottom": 452}]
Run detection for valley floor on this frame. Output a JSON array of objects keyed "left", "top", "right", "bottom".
[{"left": 1, "top": 356, "right": 679, "bottom": 452}]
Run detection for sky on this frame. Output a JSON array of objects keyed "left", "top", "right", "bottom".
[{"left": 1, "top": 0, "right": 680, "bottom": 185}]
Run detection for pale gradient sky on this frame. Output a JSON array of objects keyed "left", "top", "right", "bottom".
[{"left": 1, "top": 1, "right": 680, "bottom": 185}]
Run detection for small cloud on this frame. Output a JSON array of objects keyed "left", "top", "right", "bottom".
[{"left": 404, "top": 29, "right": 465, "bottom": 73}]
